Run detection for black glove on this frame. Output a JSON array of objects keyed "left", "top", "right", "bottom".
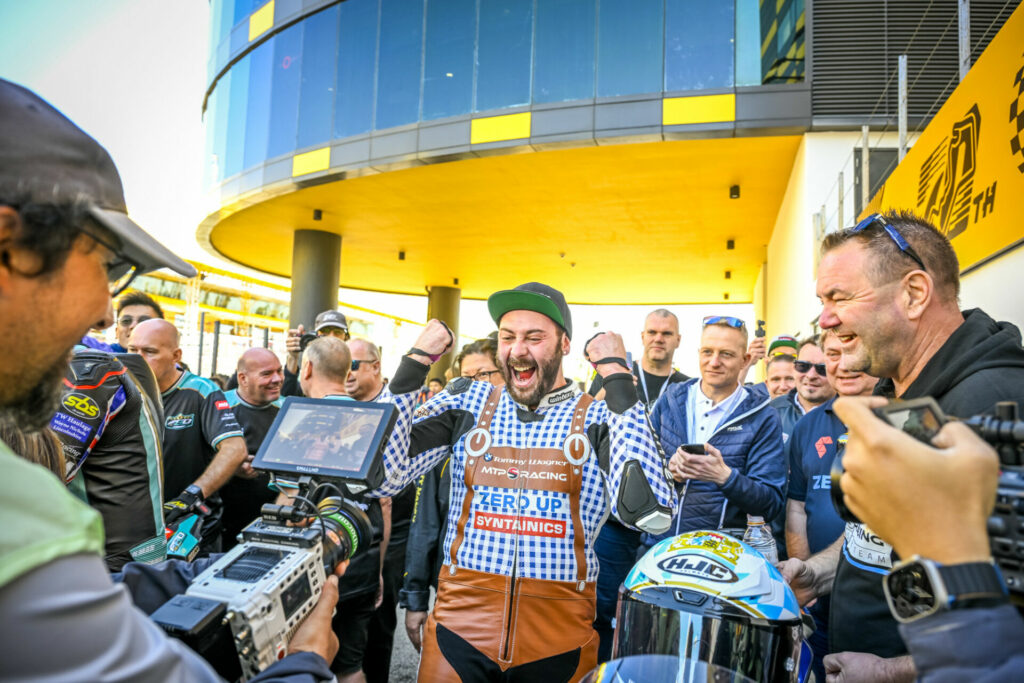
[{"left": 163, "top": 484, "right": 209, "bottom": 526}]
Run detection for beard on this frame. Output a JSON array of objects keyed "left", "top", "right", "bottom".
[
  {"left": 501, "top": 346, "right": 564, "bottom": 408},
  {"left": 0, "top": 354, "right": 69, "bottom": 433}
]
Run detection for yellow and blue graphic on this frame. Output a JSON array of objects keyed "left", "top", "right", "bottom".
[{"left": 624, "top": 530, "right": 800, "bottom": 622}]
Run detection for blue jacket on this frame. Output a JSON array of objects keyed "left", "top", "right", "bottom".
[{"left": 649, "top": 379, "right": 786, "bottom": 539}]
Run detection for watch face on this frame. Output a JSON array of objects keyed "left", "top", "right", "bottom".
[{"left": 886, "top": 563, "right": 938, "bottom": 621}]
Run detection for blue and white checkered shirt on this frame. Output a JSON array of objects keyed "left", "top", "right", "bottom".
[{"left": 374, "top": 381, "right": 672, "bottom": 582}]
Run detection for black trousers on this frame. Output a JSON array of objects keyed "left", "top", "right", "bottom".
[{"left": 363, "top": 536, "right": 407, "bottom": 683}]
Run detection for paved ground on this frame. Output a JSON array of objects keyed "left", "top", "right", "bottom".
[{"left": 388, "top": 612, "right": 419, "bottom": 682}]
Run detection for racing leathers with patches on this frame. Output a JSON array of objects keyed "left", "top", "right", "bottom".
[{"left": 373, "top": 358, "right": 673, "bottom": 682}]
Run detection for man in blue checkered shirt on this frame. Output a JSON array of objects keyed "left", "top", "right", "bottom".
[{"left": 372, "top": 283, "right": 673, "bottom": 683}]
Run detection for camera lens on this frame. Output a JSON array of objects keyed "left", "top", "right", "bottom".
[
  {"left": 830, "top": 443, "right": 861, "bottom": 524},
  {"left": 312, "top": 496, "right": 373, "bottom": 573},
  {"left": 299, "top": 333, "right": 318, "bottom": 352}
]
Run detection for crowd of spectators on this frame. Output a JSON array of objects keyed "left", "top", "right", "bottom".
[{"left": 3, "top": 77, "right": 1023, "bottom": 682}]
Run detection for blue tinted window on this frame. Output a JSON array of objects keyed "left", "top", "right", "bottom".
[
  {"left": 203, "top": 88, "right": 220, "bottom": 189},
  {"left": 735, "top": 0, "right": 761, "bottom": 86},
  {"left": 335, "top": 0, "right": 379, "bottom": 138},
  {"left": 534, "top": 0, "right": 596, "bottom": 104},
  {"left": 216, "top": 0, "right": 236, "bottom": 43},
  {"left": 234, "top": 0, "right": 264, "bottom": 24},
  {"left": 597, "top": 0, "right": 662, "bottom": 97},
  {"left": 376, "top": 0, "right": 424, "bottom": 129},
  {"left": 244, "top": 39, "right": 274, "bottom": 169},
  {"left": 422, "top": 0, "right": 475, "bottom": 120},
  {"left": 665, "top": 0, "right": 734, "bottom": 91},
  {"left": 224, "top": 55, "right": 251, "bottom": 178},
  {"left": 476, "top": 0, "right": 533, "bottom": 111},
  {"left": 297, "top": 7, "right": 339, "bottom": 149},
  {"left": 212, "top": 74, "right": 232, "bottom": 183},
  {"left": 266, "top": 23, "right": 303, "bottom": 158}
]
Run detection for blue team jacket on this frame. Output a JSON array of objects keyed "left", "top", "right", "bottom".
[{"left": 648, "top": 379, "right": 786, "bottom": 540}]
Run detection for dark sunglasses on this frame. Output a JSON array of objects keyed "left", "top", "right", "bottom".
[
  {"left": 703, "top": 315, "right": 746, "bottom": 329},
  {"left": 793, "top": 360, "right": 827, "bottom": 376},
  {"left": 350, "top": 359, "right": 377, "bottom": 371},
  {"left": 851, "top": 214, "right": 927, "bottom": 273}
]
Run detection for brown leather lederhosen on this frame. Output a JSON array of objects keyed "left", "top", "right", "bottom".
[{"left": 418, "top": 386, "right": 599, "bottom": 682}]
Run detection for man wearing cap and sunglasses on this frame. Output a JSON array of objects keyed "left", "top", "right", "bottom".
[
  {"left": 282, "top": 309, "right": 350, "bottom": 396},
  {"left": 769, "top": 336, "right": 836, "bottom": 442},
  {"left": 0, "top": 79, "right": 342, "bottom": 680},
  {"left": 366, "top": 282, "right": 673, "bottom": 682},
  {"left": 779, "top": 209, "right": 1024, "bottom": 682}
]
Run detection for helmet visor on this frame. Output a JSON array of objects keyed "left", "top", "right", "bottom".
[{"left": 613, "top": 593, "right": 803, "bottom": 683}]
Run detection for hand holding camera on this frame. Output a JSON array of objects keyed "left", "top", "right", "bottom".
[{"left": 832, "top": 396, "right": 998, "bottom": 566}]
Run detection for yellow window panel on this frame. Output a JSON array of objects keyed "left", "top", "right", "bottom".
[
  {"left": 248, "top": 0, "right": 275, "bottom": 42},
  {"left": 471, "top": 112, "right": 532, "bottom": 145},
  {"left": 663, "top": 94, "right": 735, "bottom": 126},
  {"left": 291, "top": 147, "right": 330, "bottom": 177}
]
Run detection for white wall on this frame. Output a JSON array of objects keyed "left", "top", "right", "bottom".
[{"left": 960, "top": 245, "right": 1024, "bottom": 329}]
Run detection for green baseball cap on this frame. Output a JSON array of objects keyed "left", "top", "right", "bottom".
[
  {"left": 487, "top": 282, "right": 572, "bottom": 339},
  {"left": 768, "top": 335, "right": 799, "bottom": 356}
]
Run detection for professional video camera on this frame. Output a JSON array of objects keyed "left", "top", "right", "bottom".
[
  {"left": 152, "top": 397, "right": 397, "bottom": 681},
  {"left": 830, "top": 397, "right": 1024, "bottom": 594}
]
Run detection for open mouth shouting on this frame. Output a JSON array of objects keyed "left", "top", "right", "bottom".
[{"left": 508, "top": 359, "right": 538, "bottom": 390}]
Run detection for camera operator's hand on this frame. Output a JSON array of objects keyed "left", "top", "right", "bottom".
[
  {"left": 584, "top": 331, "right": 631, "bottom": 377},
  {"left": 287, "top": 574, "right": 340, "bottom": 663},
  {"left": 163, "top": 485, "right": 208, "bottom": 526},
  {"left": 833, "top": 396, "right": 998, "bottom": 565},
  {"left": 285, "top": 324, "right": 304, "bottom": 374},
  {"left": 668, "top": 444, "right": 732, "bottom": 486},
  {"left": 405, "top": 610, "right": 427, "bottom": 652},
  {"left": 746, "top": 336, "right": 766, "bottom": 367},
  {"left": 236, "top": 454, "right": 260, "bottom": 479},
  {"left": 406, "top": 319, "right": 454, "bottom": 365}
]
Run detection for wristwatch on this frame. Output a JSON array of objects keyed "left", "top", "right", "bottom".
[{"left": 884, "top": 555, "right": 1008, "bottom": 623}]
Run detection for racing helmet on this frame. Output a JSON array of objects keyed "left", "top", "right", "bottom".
[{"left": 613, "top": 530, "right": 806, "bottom": 683}]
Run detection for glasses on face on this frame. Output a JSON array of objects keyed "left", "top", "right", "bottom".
[
  {"left": 118, "top": 314, "right": 153, "bottom": 327},
  {"left": 350, "top": 359, "right": 376, "bottom": 371},
  {"left": 703, "top": 315, "right": 746, "bottom": 329},
  {"left": 465, "top": 369, "right": 500, "bottom": 382},
  {"left": 851, "top": 214, "right": 927, "bottom": 273},
  {"left": 80, "top": 225, "right": 140, "bottom": 296},
  {"left": 793, "top": 360, "right": 827, "bottom": 376}
]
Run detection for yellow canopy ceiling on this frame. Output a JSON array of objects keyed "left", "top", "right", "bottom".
[{"left": 203, "top": 135, "right": 801, "bottom": 304}]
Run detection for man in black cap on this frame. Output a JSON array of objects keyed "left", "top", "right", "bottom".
[
  {"left": 0, "top": 78, "right": 340, "bottom": 681},
  {"left": 282, "top": 309, "right": 350, "bottom": 396},
  {"left": 365, "top": 282, "right": 673, "bottom": 682}
]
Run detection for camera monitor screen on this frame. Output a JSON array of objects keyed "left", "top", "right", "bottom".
[{"left": 252, "top": 398, "right": 396, "bottom": 484}]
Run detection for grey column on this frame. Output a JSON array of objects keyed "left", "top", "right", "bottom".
[
  {"left": 289, "top": 230, "right": 341, "bottom": 331},
  {"left": 426, "top": 285, "right": 461, "bottom": 382}
]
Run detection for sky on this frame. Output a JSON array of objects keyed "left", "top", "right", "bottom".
[{"left": 0, "top": 1, "right": 754, "bottom": 378}]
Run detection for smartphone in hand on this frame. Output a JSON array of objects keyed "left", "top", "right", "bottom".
[{"left": 680, "top": 443, "right": 707, "bottom": 455}]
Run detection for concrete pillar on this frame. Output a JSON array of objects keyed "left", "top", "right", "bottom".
[
  {"left": 426, "top": 285, "right": 461, "bottom": 382},
  {"left": 289, "top": 230, "right": 341, "bottom": 331}
]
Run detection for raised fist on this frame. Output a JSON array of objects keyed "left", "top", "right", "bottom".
[
  {"left": 409, "top": 319, "right": 455, "bottom": 362},
  {"left": 585, "top": 331, "right": 630, "bottom": 376}
]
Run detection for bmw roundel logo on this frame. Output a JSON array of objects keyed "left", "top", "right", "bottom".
[
  {"left": 484, "top": 453, "right": 493, "bottom": 461},
  {"left": 507, "top": 467, "right": 519, "bottom": 480}
]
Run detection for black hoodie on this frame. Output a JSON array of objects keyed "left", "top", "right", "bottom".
[{"left": 831, "top": 309, "right": 1024, "bottom": 658}]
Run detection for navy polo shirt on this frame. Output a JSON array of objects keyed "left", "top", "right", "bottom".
[{"left": 786, "top": 395, "right": 846, "bottom": 554}]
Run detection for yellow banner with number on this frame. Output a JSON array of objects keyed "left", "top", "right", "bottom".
[{"left": 865, "top": 3, "right": 1024, "bottom": 270}]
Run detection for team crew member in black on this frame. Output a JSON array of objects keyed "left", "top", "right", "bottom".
[
  {"left": 588, "top": 308, "right": 688, "bottom": 407},
  {"left": 50, "top": 348, "right": 166, "bottom": 569},
  {"left": 129, "top": 318, "right": 247, "bottom": 553},
  {"left": 780, "top": 210, "right": 1024, "bottom": 681},
  {"left": 587, "top": 307, "right": 688, "bottom": 662},
  {"left": 220, "top": 347, "right": 284, "bottom": 546}
]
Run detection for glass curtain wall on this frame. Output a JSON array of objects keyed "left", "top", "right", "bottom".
[{"left": 205, "top": 0, "right": 805, "bottom": 188}]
